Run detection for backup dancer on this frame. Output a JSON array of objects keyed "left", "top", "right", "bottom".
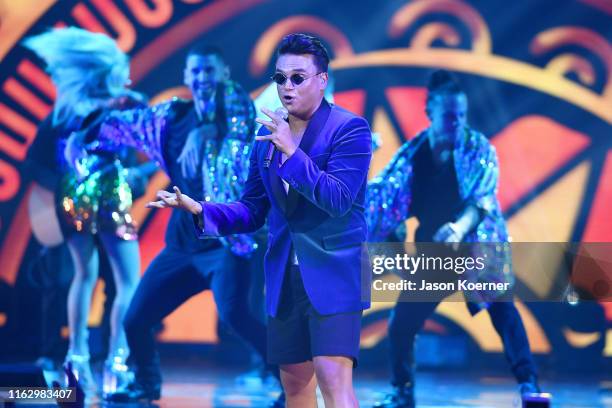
[
  {"left": 24, "top": 27, "right": 150, "bottom": 396},
  {"left": 96, "top": 46, "right": 279, "bottom": 405},
  {"left": 368, "top": 70, "right": 541, "bottom": 408}
]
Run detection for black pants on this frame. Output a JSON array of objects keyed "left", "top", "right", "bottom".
[
  {"left": 388, "top": 300, "right": 537, "bottom": 386},
  {"left": 123, "top": 245, "right": 267, "bottom": 386}
]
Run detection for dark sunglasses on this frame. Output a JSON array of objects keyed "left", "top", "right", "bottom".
[{"left": 271, "top": 72, "right": 322, "bottom": 86}]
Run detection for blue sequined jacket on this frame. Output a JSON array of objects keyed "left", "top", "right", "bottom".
[
  {"left": 366, "top": 128, "right": 514, "bottom": 308},
  {"left": 97, "top": 80, "right": 258, "bottom": 257}
]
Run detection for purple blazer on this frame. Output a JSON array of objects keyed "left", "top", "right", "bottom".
[{"left": 194, "top": 99, "right": 372, "bottom": 316}]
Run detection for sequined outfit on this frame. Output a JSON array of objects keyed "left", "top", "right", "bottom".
[
  {"left": 59, "top": 153, "right": 136, "bottom": 240},
  {"left": 98, "top": 80, "right": 257, "bottom": 257},
  {"left": 366, "top": 127, "right": 514, "bottom": 308},
  {"left": 55, "top": 97, "right": 145, "bottom": 241}
]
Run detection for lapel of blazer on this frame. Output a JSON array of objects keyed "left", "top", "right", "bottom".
[
  {"left": 265, "top": 139, "right": 288, "bottom": 213},
  {"left": 285, "top": 99, "right": 332, "bottom": 216}
]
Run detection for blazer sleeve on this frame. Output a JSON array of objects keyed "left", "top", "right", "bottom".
[
  {"left": 194, "top": 142, "right": 271, "bottom": 238},
  {"left": 277, "top": 116, "right": 372, "bottom": 217}
]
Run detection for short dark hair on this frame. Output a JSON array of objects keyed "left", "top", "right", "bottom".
[
  {"left": 187, "top": 44, "right": 225, "bottom": 62},
  {"left": 426, "top": 70, "right": 464, "bottom": 105},
  {"left": 276, "top": 33, "right": 330, "bottom": 73}
]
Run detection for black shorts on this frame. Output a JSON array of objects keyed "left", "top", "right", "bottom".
[{"left": 267, "top": 265, "right": 362, "bottom": 366}]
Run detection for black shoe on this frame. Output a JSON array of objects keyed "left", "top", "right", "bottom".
[
  {"left": 104, "top": 380, "right": 161, "bottom": 402},
  {"left": 269, "top": 391, "right": 285, "bottom": 407},
  {"left": 373, "top": 385, "right": 415, "bottom": 408}
]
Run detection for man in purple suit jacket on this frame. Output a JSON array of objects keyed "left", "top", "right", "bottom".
[{"left": 148, "top": 33, "right": 372, "bottom": 407}]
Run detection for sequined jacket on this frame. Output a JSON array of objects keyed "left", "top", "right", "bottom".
[
  {"left": 366, "top": 128, "right": 513, "bottom": 308},
  {"left": 97, "top": 80, "right": 258, "bottom": 257}
]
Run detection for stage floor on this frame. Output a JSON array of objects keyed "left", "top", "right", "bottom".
[{"left": 43, "top": 360, "right": 610, "bottom": 408}]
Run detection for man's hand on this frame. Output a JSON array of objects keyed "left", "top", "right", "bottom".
[
  {"left": 255, "top": 107, "right": 298, "bottom": 157},
  {"left": 434, "top": 205, "right": 482, "bottom": 244},
  {"left": 146, "top": 186, "right": 202, "bottom": 215},
  {"left": 177, "top": 124, "right": 217, "bottom": 179},
  {"left": 433, "top": 222, "right": 465, "bottom": 243}
]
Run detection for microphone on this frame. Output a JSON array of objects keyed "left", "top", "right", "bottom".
[{"left": 263, "top": 107, "right": 289, "bottom": 169}]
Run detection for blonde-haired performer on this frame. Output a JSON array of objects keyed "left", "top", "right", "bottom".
[{"left": 24, "top": 27, "right": 148, "bottom": 397}]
